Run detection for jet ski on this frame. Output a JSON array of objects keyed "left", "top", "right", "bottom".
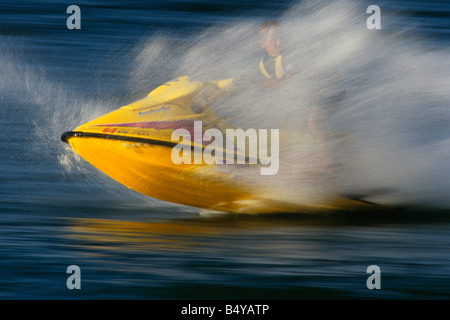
[{"left": 61, "top": 76, "right": 377, "bottom": 214}]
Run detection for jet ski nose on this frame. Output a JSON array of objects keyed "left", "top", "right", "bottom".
[
  {"left": 61, "top": 131, "right": 70, "bottom": 143},
  {"left": 61, "top": 131, "right": 81, "bottom": 143}
]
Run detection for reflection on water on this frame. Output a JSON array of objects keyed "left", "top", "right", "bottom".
[
  {"left": 66, "top": 208, "right": 450, "bottom": 254},
  {"left": 68, "top": 218, "right": 226, "bottom": 252},
  {"left": 62, "top": 210, "right": 450, "bottom": 299}
]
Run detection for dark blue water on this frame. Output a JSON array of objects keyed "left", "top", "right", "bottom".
[{"left": 1, "top": 0, "right": 449, "bottom": 301}]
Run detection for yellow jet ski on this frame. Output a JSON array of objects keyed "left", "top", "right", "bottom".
[{"left": 61, "top": 76, "right": 377, "bottom": 214}]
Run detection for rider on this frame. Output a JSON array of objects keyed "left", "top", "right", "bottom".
[
  {"left": 258, "top": 21, "right": 292, "bottom": 88},
  {"left": 258, "top": 20, "right": 346, "bottom": 169}
]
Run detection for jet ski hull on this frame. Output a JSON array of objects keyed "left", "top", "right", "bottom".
[
  {"left": 63, "top": 131, "right": 261, "bottom": 212},
  {"left": 61, "top": 76, "right": 378, "bottom": 214}
]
